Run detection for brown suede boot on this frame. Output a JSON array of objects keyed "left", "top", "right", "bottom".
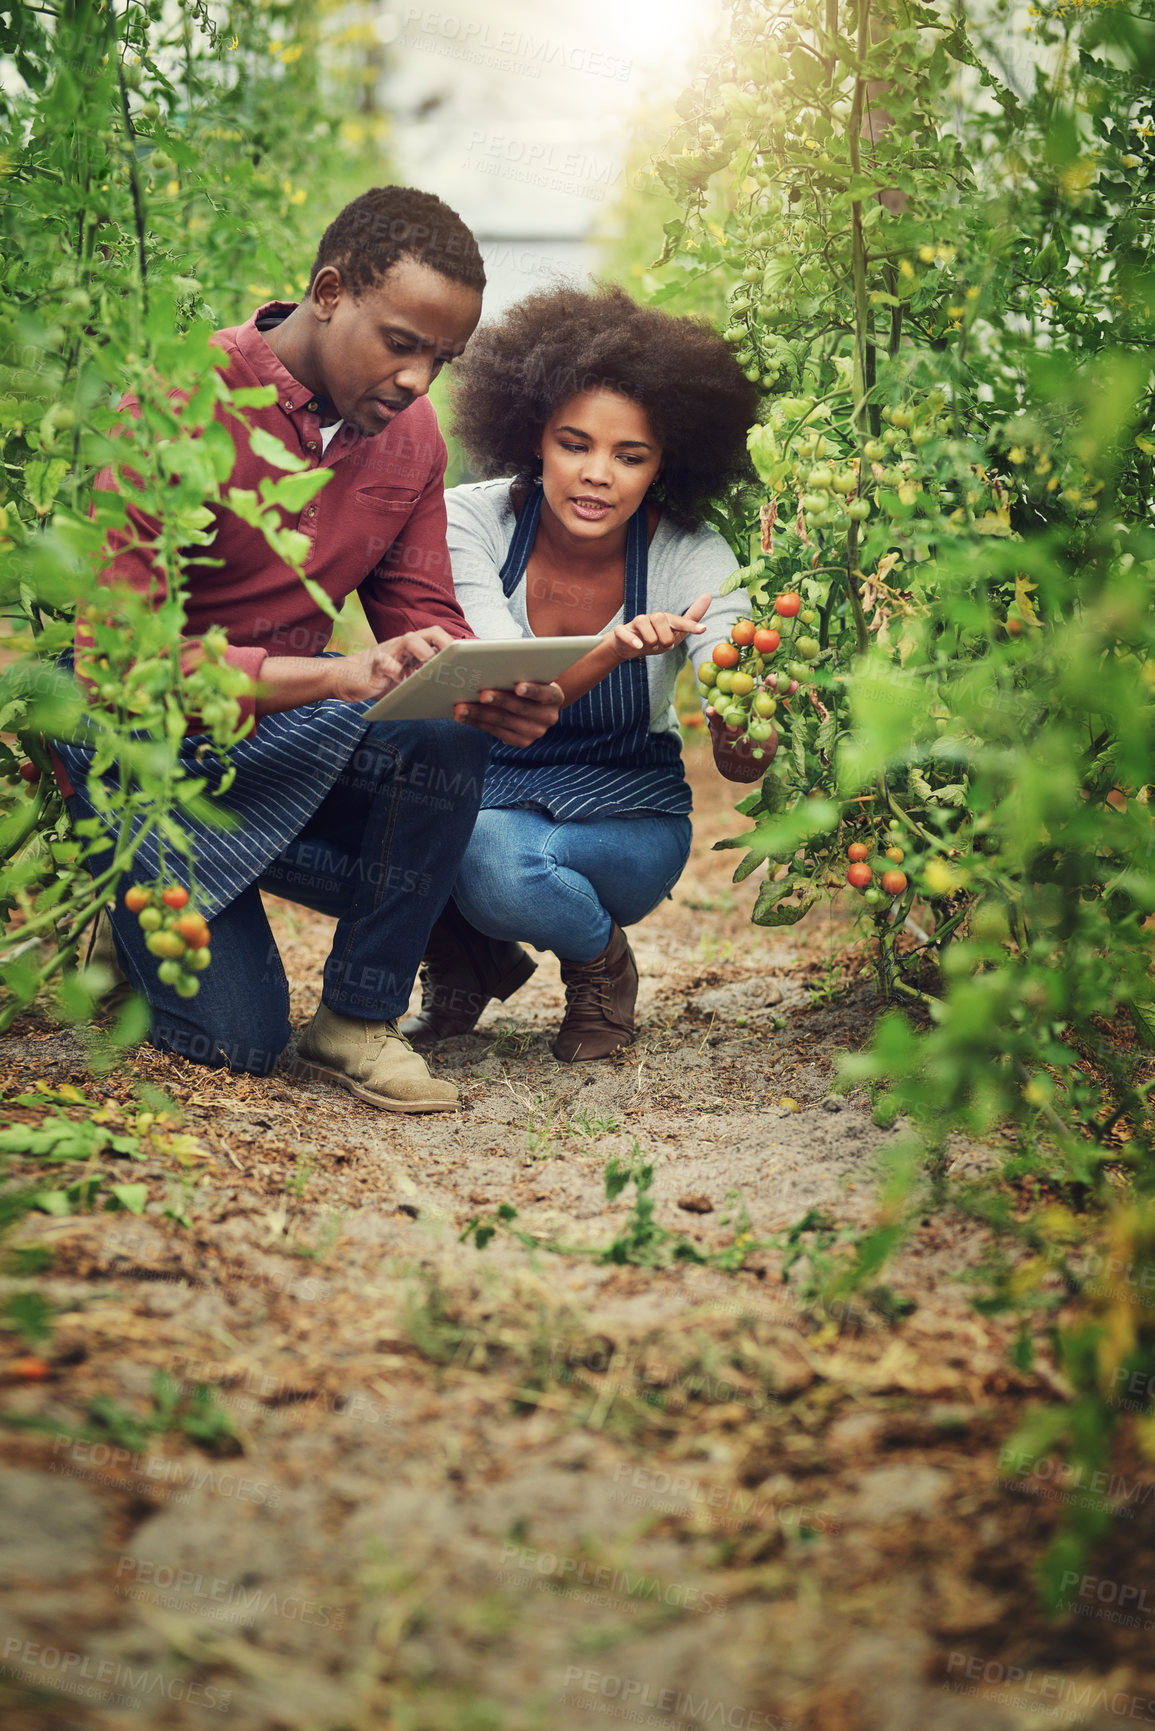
[
  {"left": 400, "top": 898, "right": 537, "bottom": 1049},
  {"left": 552, "top": 922, "right": 638, "bottom": 1063}
]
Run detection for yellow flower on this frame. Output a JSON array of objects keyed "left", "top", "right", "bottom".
[
  {"left": 918, "top": 244, "right": 936, "bottom": 264},
  {"left": 899, "top": 258, "right": 915, "bottom": 279},
  {"left": 923, "top": 857, "right": 964, "bottom": 896}
]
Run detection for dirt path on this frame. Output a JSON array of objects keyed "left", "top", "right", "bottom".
[{"left": 2, "top": 739, "right": 1154, "bottom": 1731}]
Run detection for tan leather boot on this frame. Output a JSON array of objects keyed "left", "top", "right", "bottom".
[
  {"left": 294, "top": 1005, "right": 458, "bottom": 1113},
  {"left": 552, "top": 922, "right": 638, "bottom": 1063},
  {"left": 400, "top": 898, "right": 536, "bottom": 1050}
]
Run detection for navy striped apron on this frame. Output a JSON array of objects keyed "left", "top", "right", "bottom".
[{"left": 480, "top": 486, "right": 689, "bottom": 821}]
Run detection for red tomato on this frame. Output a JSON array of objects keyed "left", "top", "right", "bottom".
[
  {"left": 881, "top": 870, "right": 908, "bottom": 896},
  {"left": 846, "top": 862, "right": 873, "bottom": 889},
  {"left": 712, "top": 642, "right": 741, "bottom": 670},
  {"left": 753, "top": 627, "right": 780, "bottom": 655},
  {"left": 174, "top": 912, "right": 211, "bottom": 950},
  {"left": 731, "top": 618, "right": 756, "bottom": 647},
  {"left": 124, "top": 885, "right": 151, "bottom": 914},
  {"left": 161, "top": 885, "right": 190, "bottom": 910},
  {"left": 18, "top": 761, "right": 40, "bottom": 784},
  {"left": 774, "top": 592, "right": 802, "bottom": 618},
  {"left": 847, "top": 842, "right": 869, "bottom": 863}
]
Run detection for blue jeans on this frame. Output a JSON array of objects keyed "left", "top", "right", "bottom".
[
  {"left": 452, "top": 807, "right": 693, "bottom": 963},
  {"left": 74, "top": 720, "right": 491, "bottom": 1075}
]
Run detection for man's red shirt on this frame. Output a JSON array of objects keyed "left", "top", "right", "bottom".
[{"left": 92, "top": 301, "right": 472, "bottom": 735}]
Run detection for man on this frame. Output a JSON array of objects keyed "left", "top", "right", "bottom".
[{"left": 57, "top": 186, "right": 560, "bottom": 1114}]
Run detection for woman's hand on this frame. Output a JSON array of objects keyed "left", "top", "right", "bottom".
[
  {"left": 604, "top": 592, "right": 711, "bottom": 664},
  {"left": 454, "top": 681, "right": 564, "bottom": 747},
  {"left": 706, "top": 705, "right": 771, "bottom": 783}
]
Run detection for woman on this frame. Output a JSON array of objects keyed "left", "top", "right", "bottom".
[{"left": 401, "top": 284, "right": 762, "bottom": 1062}]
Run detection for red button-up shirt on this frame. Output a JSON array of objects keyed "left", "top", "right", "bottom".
[{"left": 92, "top": 302, "right": 472, "bottom": 734}]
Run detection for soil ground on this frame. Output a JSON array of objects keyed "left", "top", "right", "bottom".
[{"left": 2, "top": 737, "right": 1154, "bottom": 1731}]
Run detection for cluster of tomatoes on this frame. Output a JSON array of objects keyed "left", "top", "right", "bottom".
[
  {"left": 698, "top": 590, "right": 819, "bottom": 753},
  {"left": 122, "top": 883, "right": 211, "bottom": 998},
  {"left": 845, "top": 838, "right": 909, "bottom": 900}
]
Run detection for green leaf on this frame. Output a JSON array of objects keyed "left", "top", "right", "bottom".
[
  {"left": 105, "top": 1182, "right": 148, "bottom": 1215},
  {"left": 259, "top": 468, "right": 331, "bottom": 513},
  {"left": 249, "top": 426, "right": 309, "bottom": 471}
]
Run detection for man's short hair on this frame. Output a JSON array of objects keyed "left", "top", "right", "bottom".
[{"left": 309, "top": 186, "right": 485, "bottom": 298}]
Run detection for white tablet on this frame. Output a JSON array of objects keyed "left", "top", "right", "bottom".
[{"left": 364, "top": 635, "right": 604, "bottom": 723}]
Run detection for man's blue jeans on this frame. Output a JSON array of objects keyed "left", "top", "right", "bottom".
[
  {"left": 452, "top": 807, "right": 693, "bottom": 963},
  {"left": 76, "top": 720, "right": 491, "bottom": 1075}
]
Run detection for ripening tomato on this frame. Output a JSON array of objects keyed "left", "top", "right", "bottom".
[
  {"left": 174, "top": 912, "right": 211, "bottom": 950},
  {"left": 846, "top": 862, "right": 873, "bottom": 889},
  {"left": 18, "top": 761, "right": 40, "bottom": 784},
  {"left": 880, "top": 870, "right": 908, "bottom": 896},
  {"left": 712, "top": 641, "right": 740, "bottom": 670},
  {"left": 161, "top": 884, "right": 189, "bottom": 910},
  {"left": 731, "top": 618, "right": 756, "bottom": 647},
  {"left": 729, "top": 671, "right": 755, "bottom": 697},
  {"left": 753, "top": 627, "right": 780, "bottom": 655},
  {"left": 124, "top": 885, "right": 151, "bottom": 914},
  {"left": 146, "top": 929, "right": 186, "bottom": 959},
  {"left": 774, "top": 592, "right": 802, "bottom": 618},
  {"left": 884, "top": 846, "right": 905, "bottom": 864},
  {"left": 847, "top": 842, "right": 869, "bottom": 863}
]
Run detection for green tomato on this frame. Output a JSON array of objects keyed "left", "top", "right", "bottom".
[
  {"left": 846, "top": 499, "right": 872, "bottom": 520},
  {"left": 729, "top": 671, "right": 755, "bottom": 697},
  {"left": 747, "top": 717, "right": 776, "bottom": 743},
  {"left": 137, "top": 907, "right": 163, "bottom": 932},
  {"left": 753, "top": 691, "right": 777, "bottom": 718},
  {"left": 714, "top": 668, "right": 736, "bottom": 696},
  {"left": 864, "top": 439, "right": 886, "bottom": 462},
  {"left": 157, "top": 959, "right": 183, "bottom": 986},
  {"left": 699, "top": 660, "right": 718, "bottom": 686},
  {"left": 800, "top": 492, "right": 827, "bottom": 514},
  {"left": 184, "top": 947, "right": 212, "bottom": 972},
  {"left": 722, "top": 705, "right": 748, "bottom": 729},
  {"left": 173, "top": 974, "right": 200, "bottom": 999},
  {"left": 796, "top": 637, "right": 821, "bottom": 661},
  {"left": 799, "top": 608, "right": 816, "bottom": 625},
  {"left": 807, "top": 468, "right": 833, "bottom": 490},
  {"left": 697, "top": 682, "right": 714, "bottom": 699}
]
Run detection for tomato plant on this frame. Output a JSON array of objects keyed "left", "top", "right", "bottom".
[
  {"left": 634, "top": 0, "right": 1155, "bottom": 1588},
  {"left": 0, "top": 0, "right": 391, "bottom": 1034}
]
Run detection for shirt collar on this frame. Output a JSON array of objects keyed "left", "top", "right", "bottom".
[{"left": 233, "top": 302, "right": 339, "bottom": 421}]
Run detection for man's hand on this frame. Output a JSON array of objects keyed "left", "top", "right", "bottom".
[
  {"left": 706, "top": 706, "right": 770, "bottom": 783},
  {"left": 453, "top": 680, "right": 563, "bottom": 747},
  {"left": 327, "top": 628, "right": 458, "bottom": 703}
]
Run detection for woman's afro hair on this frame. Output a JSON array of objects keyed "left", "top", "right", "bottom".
[{"left": 450, "top": 284, "right": 759, "bottom": 525}]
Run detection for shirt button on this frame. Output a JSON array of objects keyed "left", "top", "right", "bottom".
[
  {"left": 307, "top": 505, "right": 316, "bottom": 517},
  {"left": 283, "top": 399, "right": 293, "bottom": 411},
  {"left": 306, "top": 441, "right": 318, "bottom": 453},
  {"left": 307, "top": 399, "right": 319, "bottom": 412}
]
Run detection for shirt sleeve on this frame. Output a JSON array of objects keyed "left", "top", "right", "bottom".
[
  {"left": 89, "top": 398, "right": 267, "bottom": 734},
  {"left": 654, "top": 522, "right": 748, "bottom": 684},
  {"left": 358, "top": 430, "right": 474, "bottom": 643},
  {"left": 445, "top": 483, "right": 527, "bottom": 641}
]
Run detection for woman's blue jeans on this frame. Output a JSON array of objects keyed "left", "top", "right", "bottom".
[{"left": 452, "top": 807, "right": 693, "bottom": 963}]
